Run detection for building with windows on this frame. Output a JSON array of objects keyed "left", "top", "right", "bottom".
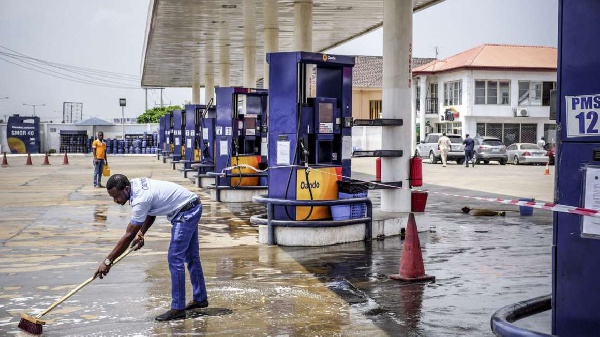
[
  {"left": 352, "top": 56, "right": 436, "bottom": 120},
  {"left": 412, "top": 44, "right": 557, "bottom": 145}
]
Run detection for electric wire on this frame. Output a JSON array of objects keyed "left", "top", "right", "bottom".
[{"left": 0, "top": 46, "right": 141, "bottom": 89}]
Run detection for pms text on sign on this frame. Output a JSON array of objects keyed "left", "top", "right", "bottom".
[{"left": 566, "top": 94, "right": 600, "bottom": 137}]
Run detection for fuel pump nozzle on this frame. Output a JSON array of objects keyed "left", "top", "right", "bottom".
[
  {"left": 232, "top": 138, "right": 239, "bottom": 157},
  {"left": 299, "top": 139, "right": 309, "bottom": 168}
]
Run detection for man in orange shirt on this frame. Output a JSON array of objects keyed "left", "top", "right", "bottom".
[{"left": 92, "top": 131, "right": 108, "bottom": 188}]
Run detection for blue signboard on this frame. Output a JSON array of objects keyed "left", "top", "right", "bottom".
[{"left": 7, "top": 116, "right": 40, "bottom": 154}]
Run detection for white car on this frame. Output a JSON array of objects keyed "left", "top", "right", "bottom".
[
  {"left": 416, "top": 133, "right": 465, "bottom": 164},
  {"left": 506, "top": 143, "right": 549, "bottom": 165}
]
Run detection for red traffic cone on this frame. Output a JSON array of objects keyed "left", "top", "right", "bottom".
[
  {"left": 26, "top": 153, "right": 33, "bottom": 165},
  {"left": 62, "top": 152, "right": 69, "bottom": 165},
  {"left": 544, "top": 162, "right": 550, "bottom": 175},
  {"left": 390, "top": 213, "right": 435, "bottom": 282},
  {"left": 42, "top": 152, "right": 50, "bottom": 165},
  {"left": 1, "top": 152, "right": 7, "bottom": 167}
]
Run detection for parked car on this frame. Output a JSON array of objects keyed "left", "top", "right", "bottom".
[
  {"left": 473, "top": 136, "right": 508, "bottom": 165},
  {"left": 506, "top": 143, "right": 549, "bottom": 165},
  {"left": 416, "top": 133, "right": 465, "bottom": 164},
  {"left": 545, "top": 143, "right": 555, "bottom": 165}
]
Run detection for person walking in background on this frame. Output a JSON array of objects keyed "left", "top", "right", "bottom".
[
  {"left": 463, "top": 134, "right": 475, "bottom": 168},
  {"left": 438, "top": 133, "right": 452, "bottom": 167},
  {"left": 92, "top": 131, "right": 108, "bottom": 188},
  {"left": 537, "top": 137, "right": 546, "bottom": 148},
  {"left": 95, "top": 174, "right": 208, "bottom": 321}
]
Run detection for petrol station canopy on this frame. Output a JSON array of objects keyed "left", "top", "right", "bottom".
[{"left": 141, "top": 0, "right": 445, "bottom": 88}]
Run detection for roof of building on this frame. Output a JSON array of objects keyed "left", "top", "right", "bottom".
[
  {"left": 412, "top": 44, "right": 557, "bottom": 75},
  {"left": 353, "top": 56, "right": 436, "bottom": 87}
]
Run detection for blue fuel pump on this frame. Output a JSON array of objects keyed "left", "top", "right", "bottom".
[
  {"left": 266, "top": 51, "right": 354, "bottom": 221},
  {"left": 171, "top": 109, "right": 185, "bottom": 163},
  {"left": 214, "top": 86, "right": 268, "bottom": 188},
  {"left": 158, "top": 115, "right": 167, "bottom": 156},
  {"left": 182, "top": 103, "right": 216, "bottom": 174},
  {"left": 553, "top": 1, "right": 600, "bottom": 334}
]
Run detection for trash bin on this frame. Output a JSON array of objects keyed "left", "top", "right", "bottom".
[
  {"left": 331, "top": 180, "right": 369, "bottom": 220},
  {"left": 519, "top": 198, "right": 535, "bottom": 216},
  {"left": 411, "top": 190, "right": 429, "bottom": 212}
]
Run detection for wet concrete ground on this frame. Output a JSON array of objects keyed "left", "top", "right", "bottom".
[{"left": 0, "top": 155, "right": 552, "bottom": 336}]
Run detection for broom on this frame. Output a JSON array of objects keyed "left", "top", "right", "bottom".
[{"left": 18, "top": 247, "right": 135, "bottom": 335}]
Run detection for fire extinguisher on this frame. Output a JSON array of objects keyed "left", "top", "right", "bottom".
[{"left": 409, "top": 150, "right": 423, "bottom": 187}]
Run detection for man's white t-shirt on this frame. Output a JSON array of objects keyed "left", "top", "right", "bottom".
[{"left": 129, "top": 177, "right": 198, "bottom": 225}]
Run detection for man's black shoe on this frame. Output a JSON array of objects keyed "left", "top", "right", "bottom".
[
  {"left": 185, "top": 299, "right": 209, "bottom": 310},
  {"left": 155, "top": 309, "right": 186, "bottom": 321}
]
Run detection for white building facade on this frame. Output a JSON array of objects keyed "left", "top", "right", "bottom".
[{"left": 413, "top": 44, "right": 557, "bottom": 145}]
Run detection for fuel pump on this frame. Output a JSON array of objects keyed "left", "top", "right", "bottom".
[
  {"left": 552, "top": 1, "right": 600, "bottom": 334},
  {"left": 158, "top": 115, "right": 167, "bottom": 155},
  {"left": 171, "top": 109, "right": 185, "bottom": 162},
  {"left": 164, "top": 112, "right": 174, "bottom": 158},
  {"left": 267, "top": 51, "right": 354, "bottom": 221},
  {"left": 183, "top": 102, "right": 216, "bottom": 169},
  {"left": 214, "top": 87, "right": 268, "bottom": 187}
]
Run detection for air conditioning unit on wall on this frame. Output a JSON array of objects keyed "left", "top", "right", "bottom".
[{"left": 514, "top": 108, "right": 529, "bottom": 117}]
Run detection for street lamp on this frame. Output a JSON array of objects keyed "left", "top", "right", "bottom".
[{"left": 23, "top": 103, "right": 45, "bottom": 117}]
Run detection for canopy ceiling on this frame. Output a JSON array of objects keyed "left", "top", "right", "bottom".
[{"left": 141, "top": 0, "right": 445, "bottom": 88}]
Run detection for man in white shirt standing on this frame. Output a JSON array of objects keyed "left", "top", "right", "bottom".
[
  {"left": 95, "top": 174, "right": 208, "bottom": 321},
  {"left": 537, "top": 137, "right": 546, "bottom": 148},
  {"left": 438, "top": 133, "right": 452, "bottom": 167}
]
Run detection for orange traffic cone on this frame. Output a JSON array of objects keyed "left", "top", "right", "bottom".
[
  {"left": 42, "top": 152, "right": 50, "bottom": 165},
  {"left": 62, "top": 152, "right": 69, "bottom": 165},
  {"left": 25, "top": 153, "right": 33, "bottom": 165},
  {"left": 390, "top": 213, "right": 435, "bottom": 282},
  {"left": 544, "top": 163, "right": 550, "bottom": 175},
  {"left": 1, "top": 152, "right": 8, "bottom": 167}
]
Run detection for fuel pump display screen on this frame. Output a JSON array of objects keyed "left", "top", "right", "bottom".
[
  {"left": 246, "top": 96, "right": 262, "bottom": 115},
  {"left": 318, "top": 102, "right": 334, "bottom": 133}
]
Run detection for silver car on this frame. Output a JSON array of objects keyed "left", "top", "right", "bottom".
[
  {"left": 473, "top": 137, "right": 508, "bottom": 165},
  {"left": 506, "top": 143, "right": 549, "bottom": 165}
]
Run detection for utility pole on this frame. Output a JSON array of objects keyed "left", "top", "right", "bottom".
[
  {"left": 23, "top": 103, "right": 45, "bottom": 117},
  {"left": 119, "top": 98, "right": 126, "bottom": 140},
  {"left": 160, "top": 88, "right": 164, "bottom": 108}
]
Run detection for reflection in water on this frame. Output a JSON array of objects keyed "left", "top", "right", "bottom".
[
  {"left": 399, "top": 283, "right": 425, "bottom": 331},
  {"left": 94, "top": 206, "right": 108, "bottom": 224}
]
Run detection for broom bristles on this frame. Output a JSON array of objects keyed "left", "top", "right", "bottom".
[{"left": 18, "top": 313, "right": 45, "bottom": 335}]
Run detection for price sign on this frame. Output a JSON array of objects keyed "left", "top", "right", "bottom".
[{"left": 566, "top": 94, "right": 600, "bottom": 137}]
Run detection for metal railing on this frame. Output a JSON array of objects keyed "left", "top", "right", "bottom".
[
  {"left": 206, "top": 172, "right": 268, "bottom": 202},
  {"left": 251, "top": 195, "right": 373, "bottom": 245},
  {"left": 415, "top": 98, "right": 439, "bottom": 115},
  {"left": 490, "top": 294, "right": 554, "bottom": 337}
]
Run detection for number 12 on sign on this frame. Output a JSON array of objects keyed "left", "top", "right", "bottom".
[{"left": 566, "top": 94, "right": 600, "bottom": 137}]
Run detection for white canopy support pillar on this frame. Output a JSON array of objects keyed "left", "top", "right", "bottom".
[
  {"left": 419, "top": 76, "right": 427, "bottom": 142},
  {"left": 219, "top": 23, "right": 231, "bottom": 88},
  {"left": 263, "top": 0, "right": 279, "bottom": 89},
  {"left": 204, "top": 40, "right": 215, "bottom": 104},
  {"left": 192, "top": 52, "right": 201, "bottom": 104},
  {"left": 293, "top": 0, "right": 312, "bottom": 51},
  {"left": 381, "top": 0, "right": 413, "bottom": 213},
  {"left": 243, "top": 0, "right": 257, "bottom": 88},
  {"left": 205, "top": 62, "right": 215, "bottom": 105}
]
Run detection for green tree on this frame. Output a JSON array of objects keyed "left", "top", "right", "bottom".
[{"left": 137, "top": 105, "right": 183, "bottom": 123}]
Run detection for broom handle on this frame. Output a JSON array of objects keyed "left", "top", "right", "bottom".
[{"left": 36, "top": 247, "right": 135, "bottom": 318}]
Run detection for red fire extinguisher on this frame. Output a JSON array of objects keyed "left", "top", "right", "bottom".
[{"left": 409, "top": 151, "right": 423, "bottom": 187}]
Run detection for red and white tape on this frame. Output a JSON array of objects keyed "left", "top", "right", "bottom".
[{"left": 221, "top": 164, "right": 598, "bottom": 218}]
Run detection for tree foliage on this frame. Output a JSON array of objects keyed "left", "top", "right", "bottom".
[{"left": 137, "top": 105, "right": 182, "bottom": 123}]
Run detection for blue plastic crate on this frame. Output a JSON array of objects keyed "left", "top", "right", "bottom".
[{"left": 339, "top": 191, "right": 367, "bottom": 218}]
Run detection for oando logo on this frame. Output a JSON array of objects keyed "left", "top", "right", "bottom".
[{"left": 300, "top": 180, "right": 320, "bottom": 190}]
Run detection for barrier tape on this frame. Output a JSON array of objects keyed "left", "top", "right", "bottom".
[{"left": 219, "top": 164, "right": 599, "bottom": 218}]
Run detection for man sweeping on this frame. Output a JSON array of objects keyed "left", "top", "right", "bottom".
[{"left": 95, "top": 174, "right": 208, "bottom": 321}]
